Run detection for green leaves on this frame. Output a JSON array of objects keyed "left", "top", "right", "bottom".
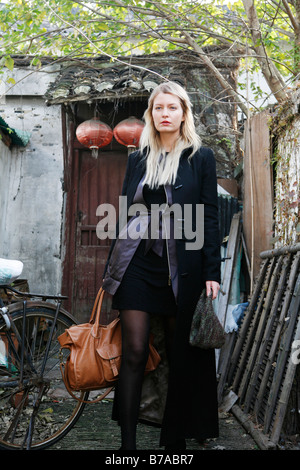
[
  {"left": 0, "top": 0, "right": 298, "bottom": 105},
  {"left": 4, "top": 57, "right": 14, "bottom": 71},
  {"left": 0, "top": 0, "right": 294, "bottom": 64}
]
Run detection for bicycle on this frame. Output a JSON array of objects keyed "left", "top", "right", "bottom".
[{"left": 0, "top": 260, "right": 111, "bottom": 450}]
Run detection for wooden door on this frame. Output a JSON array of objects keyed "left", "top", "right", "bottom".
[{"left": 63, "top": 146, "right": 128, "bottom": 323}]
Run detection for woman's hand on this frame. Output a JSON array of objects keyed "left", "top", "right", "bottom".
[{"left": 206, "top": 280, "right": 220, "bottom": 300}]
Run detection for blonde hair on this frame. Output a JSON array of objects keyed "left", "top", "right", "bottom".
[{"left": 139, "top": 81, "right": 201, "bottom": 188}]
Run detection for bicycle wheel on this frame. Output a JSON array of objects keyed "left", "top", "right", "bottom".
[{"left": 0, "top": 301, "right": 111, "bottom": 450}]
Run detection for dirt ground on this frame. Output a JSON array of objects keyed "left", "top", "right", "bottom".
[
  {"left": 47, "top": 399, "right": 259, "bottom": 451},
  {"left": 204, "top": 410, "right": 258, "bottom": 450},
  {"left": 45, "top": 397, "right": 300, "bottom": 452}
]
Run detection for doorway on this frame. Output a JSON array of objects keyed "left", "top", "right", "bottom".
[{"left": 63, "top": 145, "right": 128, "bottom": 323}]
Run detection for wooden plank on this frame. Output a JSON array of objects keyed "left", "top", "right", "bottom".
[
  {"left": 224, "top": 244, "right": 300, "bottom": 445},
  {"left": 254, "top": 252, "right": 300, "bottom": 419},
  {"left": 218, "top": 212, "right": 242, "bottom": 328},
  {"left": 217, "top": 331, "right": 237, "bottom": 404},
  {"left": 227, "top": 257, "right": 269, "bottom": 386},
  {"left": 270, "top": 273, "right": 300, "bottom": 443},
  {"left": 264, "top": 272, "right": 300, "bottom": 434},
  {"left": 216, "top": 213, "right": 242, "bottom": 401},
  {"left": 260, "top": 243, "right": 300, "bottom": 258},
  {"left": 250, "top": 254, "right": 290, "bottom": 418},
  {"left": 231, "top": 404, "right": 276, "bottom": 450},
  {"left": 243, "top": 255, "right": 285, "bottom": 411},
  {"left": 243, "top": 111, "right": 273, "bottom": 279},
  {"left": 234, "top": 258, "right": 276, "bottom": 398}
]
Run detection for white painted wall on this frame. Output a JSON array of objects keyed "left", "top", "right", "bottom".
[
  {"left": 0, "top": 139, "right": 11, "bottom": 252},
  {"left": 0, "top": 67, "right": 65, "bottom": 295}
]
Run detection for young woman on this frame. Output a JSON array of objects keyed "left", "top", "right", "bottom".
[{"left": 102, "top": 81, "right": 221, "bottom": 450}]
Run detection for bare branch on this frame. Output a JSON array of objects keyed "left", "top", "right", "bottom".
[
  {"left": 45, "top": 1, "right": 169, "bottom": 81},
  {"left": 282, "top": 0, "right": 300, "bottom": 32},
  {"left": 182, "top": 31, "right": 249, "bottom": 116},
  {"left": 242, "top": 0, "right": 289, "bottom": 101}
]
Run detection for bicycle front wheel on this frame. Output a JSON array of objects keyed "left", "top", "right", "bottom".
[{"left": 0, "top": 301, "right": 102, "bottom": 450}]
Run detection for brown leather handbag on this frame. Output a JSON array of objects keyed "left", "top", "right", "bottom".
[{"left": 58, "top": 287, "right": 160, "bottom": 402}]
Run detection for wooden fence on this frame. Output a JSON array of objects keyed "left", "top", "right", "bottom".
[{"left": 218, "top": 243, "right": 300, "bottom": 449}]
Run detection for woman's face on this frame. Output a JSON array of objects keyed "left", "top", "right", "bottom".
[{"left": 152, "top": 92, "right": 184, "bottom": 138}]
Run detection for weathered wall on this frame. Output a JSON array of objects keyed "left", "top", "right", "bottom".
[
  {"left": 271, "top": 92, "right": 300, "bottom": 246},
  {"left": 0, "top": 67, "right": 64, "bottom": 294},
  {"left": 0, "top": 139, "right": 12, "bottom": 251}
]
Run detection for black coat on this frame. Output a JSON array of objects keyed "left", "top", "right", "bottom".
[{"left": 105, "top": 146, "right": 221, "bottom": 446}]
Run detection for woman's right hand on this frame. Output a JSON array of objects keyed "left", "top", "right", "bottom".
[{"left": 205, "top": 280, "right": 220, "bottom": 299}]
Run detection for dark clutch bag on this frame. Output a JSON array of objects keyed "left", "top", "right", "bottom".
[{"left": 189, "top": 289, "right": 226, "bottom": 349}]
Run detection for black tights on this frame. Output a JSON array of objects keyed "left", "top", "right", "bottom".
[{"left": 118, "top": 309, "right": 176, "bottom": 450}]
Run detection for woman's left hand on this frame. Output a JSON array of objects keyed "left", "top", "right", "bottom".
[{"left": 206, "top": 281, "right": 220, "bottom": 300}]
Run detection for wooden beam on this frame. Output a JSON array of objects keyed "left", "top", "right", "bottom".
[
  {"left": 217, "top": 212, "right": 242, "bottom": 402},
  {"left": 243, "top": 111, "right": 273, "bottom": 280}
]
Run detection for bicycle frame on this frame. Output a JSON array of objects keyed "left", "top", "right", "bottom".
[
  {"left": 1, "top": 285, "right": 68, "bottom": 379},
  {"left": 0, "top": 284, "right": 68, "bottom": 302},
  {"left": 0, "top": 285, "right": 69, "bottom": 449}
]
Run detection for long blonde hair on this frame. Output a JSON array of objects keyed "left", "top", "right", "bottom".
[{"left": 139, "top": 81, "right": 201, "bottom": 188}]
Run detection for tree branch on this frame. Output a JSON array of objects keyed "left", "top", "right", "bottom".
[
  {"left": 125, "top": 0, "right": 250, "bottom": 115},
  {"left": 282, "top": 0, "right": 300, "bottom": 32},
  {"left": 242, "top": 0, "right": 289, "bottom": 101},
  {"left": 45, "top": 1, "right": 169, "bottom": 81},
  {"left": 182, "top": 31, "right": 249, "bottom": 116}
]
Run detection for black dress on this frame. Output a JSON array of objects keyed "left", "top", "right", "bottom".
[{"left": 112, "top": 184, "right": 177, "bottom": 315}]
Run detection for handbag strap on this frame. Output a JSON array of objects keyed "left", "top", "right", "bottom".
[
  {"left": 89, "top": 286, "right": 105, "bottom": 323},
  {"left": 89, "top": 287, "right": 105, "bottom": 337},
  {"left": 58, "top": 286, "right": 111, "bottom": 404}
]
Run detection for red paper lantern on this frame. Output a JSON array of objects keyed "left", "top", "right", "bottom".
[
  {"left": 113, "top": 116, "right": 144, "bottom": 149},
  {"left": 76, "top": 118, "right": 113, "bottom": 149}
]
